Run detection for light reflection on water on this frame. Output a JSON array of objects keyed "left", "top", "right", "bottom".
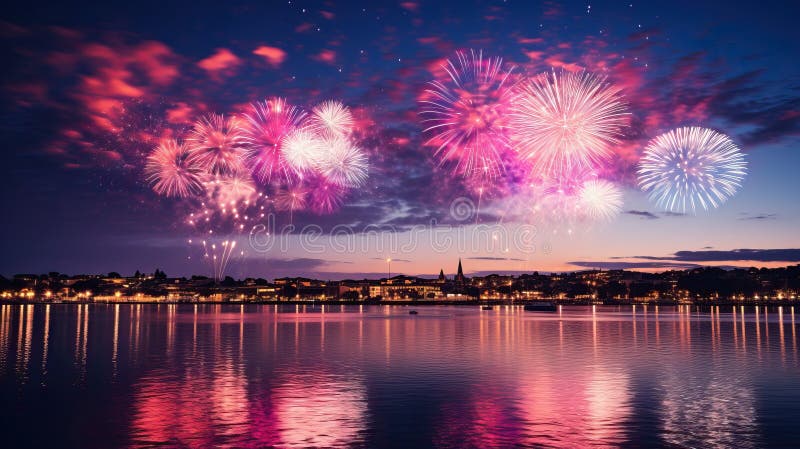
[{"left": 0, "top": 304, "right": 798, "bottom": 448}]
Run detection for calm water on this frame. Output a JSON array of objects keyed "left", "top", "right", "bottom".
[{"left": 0, "top": 304, "right": 799, "bottom": 448}]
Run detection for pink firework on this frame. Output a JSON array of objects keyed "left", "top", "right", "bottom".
[
  {"left": 274, "top": 184, "right": 309, "bottom": 212},
  {"left": 187, "top": 113, "right": 248, "bottom": 174},
  {"left": 419, "top": 50, "right": 516, "bottom": 180},
  {"left": 242, "top": 98, "right": 308, "bottom": 183},
  {"left": 306, "top": 176, "right": 347, "bottom": 214},
  {"left": 509, "top": 70, "right": 628, "bottom": 177},
  {"left": 207, "top": 174, "right": 257, "bottom": 209},
  {"left": 145, "top": 139, "right": 205, "bottom": 198},
  {"left": 273, "top": 184, "right": 309, "bottom": 223}
]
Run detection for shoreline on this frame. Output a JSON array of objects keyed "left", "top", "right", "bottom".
[{"left": 2, "top": 299, "right": 799, "bottom": 307}]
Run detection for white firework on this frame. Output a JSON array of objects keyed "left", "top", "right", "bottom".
[
  {"left": 579, "top": 179, "right": 623, "bottom": 221},
  {"left": 281, "top": 128, "right": 326, "bottom": 175},
  {"left": 637, "top": 126, "right": 747, "bottom": 213},
  {"left": 509, "top": 70, "right": 628, "bottom": 176},
  {"left": 316, "top": 135, "right": 369, "bottom": 188},
  {"left": 309, "top": 100, "right": 354, "bottom": 137}
]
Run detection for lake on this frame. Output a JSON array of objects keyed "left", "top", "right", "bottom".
[{"left": 0, "top": 303, "right": 798, "bottom": 448}]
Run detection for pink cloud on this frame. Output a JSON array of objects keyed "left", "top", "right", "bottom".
[
  {"left": 166, "top": 102, "right": 194, "bottom": 125},
  {"left": 544, "top": 57, "right": 583, "bottom": 72},
  {"left": 295, "top": 23, "right": 313, "bottom": 33},
  {"left": 313, "top": 49, "right": 337, "bottom": 64},
  {"left": 0, "top": 20, "right": 29, "bottom": 38},
  {"left": 524, "top": 51, "right": 544, "bottom": 61},
  {"left": 197, "top": 48, "right": 241, "bottom": 79},
  {"left": 253, "top": 45, "right": 287, "bottom": 67},
  {"left": 400, "top": 2, "right": 419, "bottom": 12},
  {"left": 131, "top": 41, "right": 179, "bottom": 85}
]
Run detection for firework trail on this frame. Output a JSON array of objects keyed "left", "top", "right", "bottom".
[
  {"left": 579, "top": 179, "right": 623, "bottom": 221},
  {"left": 187, "top": 113, "right": 248, "bottom": 174},
  {"left": 509, "top": 70, "right": 628, "bottom": 177},
  {"left": 309, "top": 100, "right": 354, "bottom": 137},
  {"left": 419, "top": 50, "right": 516, "bottom": 180},
  {"left": 242, "top": 98, "right": 307, "bottom": 183},
  {"left": 202, "top": 239, "right": 239, "bottom": 281},
  {"left": 145, "top": 139, "right": 205, "bottom": 198},
  {"left": 637, "top": 126, "right": 747, "bottom": 213},
  {"left": 316, "top": 135, "right": 369, "bottom": 188}
]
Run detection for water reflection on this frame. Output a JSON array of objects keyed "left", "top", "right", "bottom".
[
  {"left": 515, "top": 364, "right": 632, "bottom": 447},
  {"left": 0, "top": 304, "right": 798, "bottom": 448},
  {"left": 41, "top": 304, "right": 50, "bottom": 384},
  {"left": 0, "top": 305, "right": 10, "bottom": 371},
  {"left": 266, "top": 372, "right": 368, "bottom": 448},
  {"left": 659, "top": 371, "right": 757, "bottom": 448},
  {"left": 15, "top": 305, "right": 33, "bottom": 383},
  {"left": 131, "top": 362, "right": 250, "bottom": 447}
]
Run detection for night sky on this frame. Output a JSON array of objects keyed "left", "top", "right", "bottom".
[{"left": 2, "top": 0, "right": 799, "bottom": 279}]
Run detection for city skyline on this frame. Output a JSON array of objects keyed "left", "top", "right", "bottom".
[{"left": 2, "top": 0, "right": 799, "bottom": 280}]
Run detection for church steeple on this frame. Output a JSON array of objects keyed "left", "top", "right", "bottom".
[
  {"left": 455, "top": 258, "right": 465, "bottom": 284},
  {"left": 438, "top": 269, "right": 446, "bottom": 283}
]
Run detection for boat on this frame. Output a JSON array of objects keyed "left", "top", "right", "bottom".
[
  {"left": 524, "top": 302, "right": 557, "bottom": 312},
  {"left": 409, "top": 310, "right": 418, "bottom": 315},
  {"left": 481, "top": 305, "right": 494, "bottom": 310}
]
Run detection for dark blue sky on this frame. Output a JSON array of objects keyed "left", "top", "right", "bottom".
[{"left": 2, "top": 0, "right": 799, "bottom": 278}]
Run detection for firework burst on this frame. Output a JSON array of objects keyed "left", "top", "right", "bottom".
[
  {"left": 509, "top": 70, "right": 628, "bottom": 176},
  {"left": 419, "top": 50, "right": 516, "bottom": 180},
  {"left": 282, "top": 128, "right": 326, "bottom": 175},
  {"left": 273, "top": 184, "right": 309, "bottom": 223},
  {"left": 306, "top": 176, "right": 347, "bottom": 215},
  {"left": 206, "top": 174, "right": 258, "bottom": 209},
  {"left": 637, "top": 126, "right": 747, "bottom": 213},
  {"left": 242, "top": 98, "right": 307, "bottom": 183},
  {"left": 309, "top": 100, "right": 354, "bottom": 137},
  {"left": 187, "top": 113, "right": 248, "bottom": 174},
  {"left": 145, "top": 139, "right": 205, "bottom": 198},
  {"left": 316, "top": 135, "right": 369, "bottom": 188},
  {"left": 578, "top": 179, "right": 623, "bottom": 221}
]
